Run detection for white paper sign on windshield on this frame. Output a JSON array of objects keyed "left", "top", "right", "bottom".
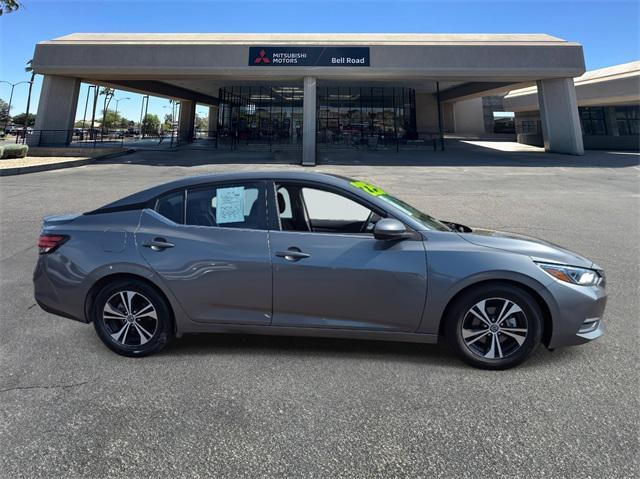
[{"left": 216, "top": 187, "right": 245, "bottom": 224}]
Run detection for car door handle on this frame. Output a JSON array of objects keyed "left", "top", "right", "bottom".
[
  {"left": 143, "top": 238, "right": 175, "bottom": 251},
  {"left": 275, "top": 249, "right": 311, "bottom": 261}
]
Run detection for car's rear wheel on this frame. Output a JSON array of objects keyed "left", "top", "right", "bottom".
[
  {"left": 444, "top": 283, "right": 542, "bottom": 369},
  {"left": 92, "top": 279, "right": 172, "bottom": 357}
]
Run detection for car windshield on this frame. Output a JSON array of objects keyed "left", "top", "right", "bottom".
[{"left": 345, "top": 178, "right": 451, "bottom": 231}]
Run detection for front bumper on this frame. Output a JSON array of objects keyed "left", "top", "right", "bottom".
[
  {"left": 576, "top": 316, "right": 605, "bottom": 342},
  {"left": 545, "top": 279, "right": 607, "bottom": 349}
]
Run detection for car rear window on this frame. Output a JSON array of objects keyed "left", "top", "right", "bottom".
[
  {"left": 185, "top": 183, "right": 265, "bottom": 230},
  {"left": 155, "top": 191, "right": 184, "bottom": 224}
]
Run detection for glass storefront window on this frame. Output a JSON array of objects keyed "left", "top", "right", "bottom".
[
  {"left": 218, "top": 85, "right": 418, "bottom": 147},
  {"left": 218, "top": 86, "right": 303, "bottom": 145},
  {"left": 579, "top": 107, "right": 607, "bottom": 136},
  {"left": 316, "top": 86, "right": 417, "bottom": 146},
  {"left": 615, "top": 105, "right": 639, "bottom": 136}
]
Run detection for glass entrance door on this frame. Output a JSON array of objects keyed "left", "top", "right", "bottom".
[
  {"left": 217, "top": 86, "right": 304, "bottom": 149},
  {"left": 316, "top": 86, "right": 417, "bottom": 148}
]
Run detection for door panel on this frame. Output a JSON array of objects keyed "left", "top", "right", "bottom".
[
  {"left": 137, "top": 209, "right": 271, "bottom": 325},
  {"left": 270, "top": 231, "right": 427, "bottom": 331}
]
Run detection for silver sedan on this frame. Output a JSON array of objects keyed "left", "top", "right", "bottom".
[{"left": 34, "top": 172, "right": 606, "bottom": 369}]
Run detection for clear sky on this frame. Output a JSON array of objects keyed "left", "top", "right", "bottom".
[{"left": 1, "top": 0, "right": 638, "bottom": 123}]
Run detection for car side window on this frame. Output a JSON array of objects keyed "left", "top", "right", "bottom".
[
  {"left": 155, "top": 190, "right": 184, "bottom": 224},
  {"left": 276, "top": 187, "right": 293, "bottom": 219},
  {"left": 302, "top": 187, "right": 371, "bottom": 222},
  {"left": 276, "top": 184, "right": 381, "bottom": 234},
  {"left": 185, "top": 183, "right": 265, "bottom": 230}
]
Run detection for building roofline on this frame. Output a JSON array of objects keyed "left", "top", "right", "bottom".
[
  {"left": 42, "top": 32, "right": 578, "bottom": 47},
  {"left": 505, "top": 60, "right": 640, "bottom": 98}
]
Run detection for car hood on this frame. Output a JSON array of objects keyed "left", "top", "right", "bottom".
[{"left": 458, "top": 228, "right": 594, "bottom": 268}]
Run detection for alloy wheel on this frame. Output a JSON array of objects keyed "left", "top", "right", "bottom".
[
  {"left": 102, "top": 291, "right": 158, "bottom": 346},
  {"left": 461, "top": 297, "right": 529, "bottom": 359}
]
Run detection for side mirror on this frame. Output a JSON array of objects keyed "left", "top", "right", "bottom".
[{"left": 373, "top": 218, "right": 413, "bottom": 240}]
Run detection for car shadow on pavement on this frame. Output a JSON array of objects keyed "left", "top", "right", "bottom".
[
  {"left": 159, "top": 332, "right": 583, "bottom": 371},
  {"left": 161, "top": 333, "right": 463, "bottom": 368}
]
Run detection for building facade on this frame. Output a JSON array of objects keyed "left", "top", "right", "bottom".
[
  {"left": 31, "top": 33, "right": 588, "bottom": 163},
  {"left": 504, "top": 61, "right": 640, "bottom": 151}
]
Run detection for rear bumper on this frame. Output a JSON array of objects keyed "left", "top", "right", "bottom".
[
  {"left": 33, "top": 256, "right": 87, "bottom": 323},
  {"left": 546, "top": 280, "right": 607, "bottom": 349}
]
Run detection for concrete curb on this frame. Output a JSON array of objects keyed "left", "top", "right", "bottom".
[{"left": 0, "top": 149, "right": 135, "bottom": 176}]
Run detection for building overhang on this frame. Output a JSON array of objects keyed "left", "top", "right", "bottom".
[
  {"left": 504, "top": 60, "right": 640, "bottom": 111},
  {"left": 32, "top": 33, "right": 586, "bottom": 102}
]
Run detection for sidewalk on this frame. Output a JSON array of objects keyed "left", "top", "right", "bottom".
[{"left": 0, "top": 148, "right": 132, "bottom": 176}]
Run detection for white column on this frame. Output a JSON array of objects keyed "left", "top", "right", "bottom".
[
  {"left": 537, "top": 78, "right": 584, "bottom": 155},
  {"left": 178, "top": 100, "right": 196, "bottom": 142},
  {"left": 30, "top": 75, "right": 80, "bottom": 146},
  {"left": 302, "top": 76, "right": 317, "bottom": 166}
]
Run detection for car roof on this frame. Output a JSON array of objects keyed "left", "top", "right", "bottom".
[{"left": 89, "top": 171, "right": 355, "bottom": 213}]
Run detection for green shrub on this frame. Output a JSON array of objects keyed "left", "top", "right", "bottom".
[
  {"left": 1, "top": 144, "right": 29, "bottom": 159},
  {"left": 0, "top": 146, "right": 3, "bottom": 158}
]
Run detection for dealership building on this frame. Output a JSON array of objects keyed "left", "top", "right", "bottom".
[
  {"left": 31, "top": 33, "right": 590, "bottom": 164},
  {"left": 505, "top": 61, "right": 639, "bottom": 151}
]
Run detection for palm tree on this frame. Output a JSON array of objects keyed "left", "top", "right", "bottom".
[
  {"left": 99, "top": 87, "right": 115, "bottom": 133},
  {"left": 22, "top": 59, "right": 35, "bottom": 141},
  {"left": 0, "top": 0, "right": 21, "bottom": 15}
]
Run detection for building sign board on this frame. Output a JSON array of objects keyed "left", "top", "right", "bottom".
[{"left": 249, "top": 47, "right": 370, "bottom": 67}]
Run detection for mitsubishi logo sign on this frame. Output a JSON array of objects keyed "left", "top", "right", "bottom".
[
  {"left": 249, "top": 46, "right": 370, "bottom": 67},
  {"left": 254, "top": 49, "right": 271, "bottom": 64}
]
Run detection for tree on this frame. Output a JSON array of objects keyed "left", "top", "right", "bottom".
[
  {"left": 119, "top": 117, "right": 131, "bottom": 129},
  {"left": 99, "top": 87, "right": 115, "bottom": 132},
  {"left": 11, "top": 112, "right": 35, "bottom": 127},
  {"left": 141, "top": 114, "right": 160, "bottom": 135},
  {"left": 0, "top": 99, "right": 9, "bottom": 125},
  {"left": 195, "top": 114, "right": 208, "bottom": 131},
  {"left": 163, "top": 113, "right": 173, "bottom": 131},
  {"left": 101, "top": 109, "right": 125, "bottom": 129},
  {"left": 0, "top": 0, "right": 21, "bottom": 15}
]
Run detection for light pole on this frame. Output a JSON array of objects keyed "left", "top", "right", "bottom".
[
  {"left": 0, "top": 80, "right": 32, "bottom": 133},
  {"left": 113, "top": 97, "right": 130, "bottom": 130},
  {"left": 139, "top": 95, "right": 149, "bottom": 138},
  {"left": 81, "top": 85, "right": 96, "bottom": 138},
  {"left": 22, "top": 60, "right": 37, "bottom": 144},
  {"left": 89, "top": 86, "right": 99, "bottom": 141}
]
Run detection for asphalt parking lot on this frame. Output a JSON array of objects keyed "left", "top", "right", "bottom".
[{"left": 1, "top": 146, "right": 638, "bottom": 478}]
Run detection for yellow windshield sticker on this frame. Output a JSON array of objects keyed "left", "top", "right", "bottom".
[{"left": 350, "top": 180, "right": 386, "bottom": 196}]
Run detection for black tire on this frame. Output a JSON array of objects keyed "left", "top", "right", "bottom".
[
  {"left": 92, "top": 279, "right": 172, "bottom": 357},
  {"left": 444, "top": 283, "right": 543, "bottom": 370}
]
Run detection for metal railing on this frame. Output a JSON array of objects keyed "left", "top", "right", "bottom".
[
  {"left": 5, "top": 128, "right": 444, "bottom": 153},
  {"left": 195, "top": 129, "right": 444, "bottom": 152},
  {"left": 317, "top": 131, "right": 442, "bottom": 152},
  {"left": 10, "top": 129, "right": 181, "bottom": 150}
]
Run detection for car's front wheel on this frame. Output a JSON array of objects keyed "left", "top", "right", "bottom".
[
  {"left": 444, "top": 283, "right": 543, "bottom": 369},
  {"left": 92, "top": 279, "right": 172, "bottom": 357}
]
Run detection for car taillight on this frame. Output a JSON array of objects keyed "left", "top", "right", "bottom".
[{"left": 38, "top": 234, "right": 68, "bottom": 254}]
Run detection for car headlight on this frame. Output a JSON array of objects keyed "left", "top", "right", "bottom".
[{"left": 536, "top": 262, "right": 601, "bottom": 286}]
